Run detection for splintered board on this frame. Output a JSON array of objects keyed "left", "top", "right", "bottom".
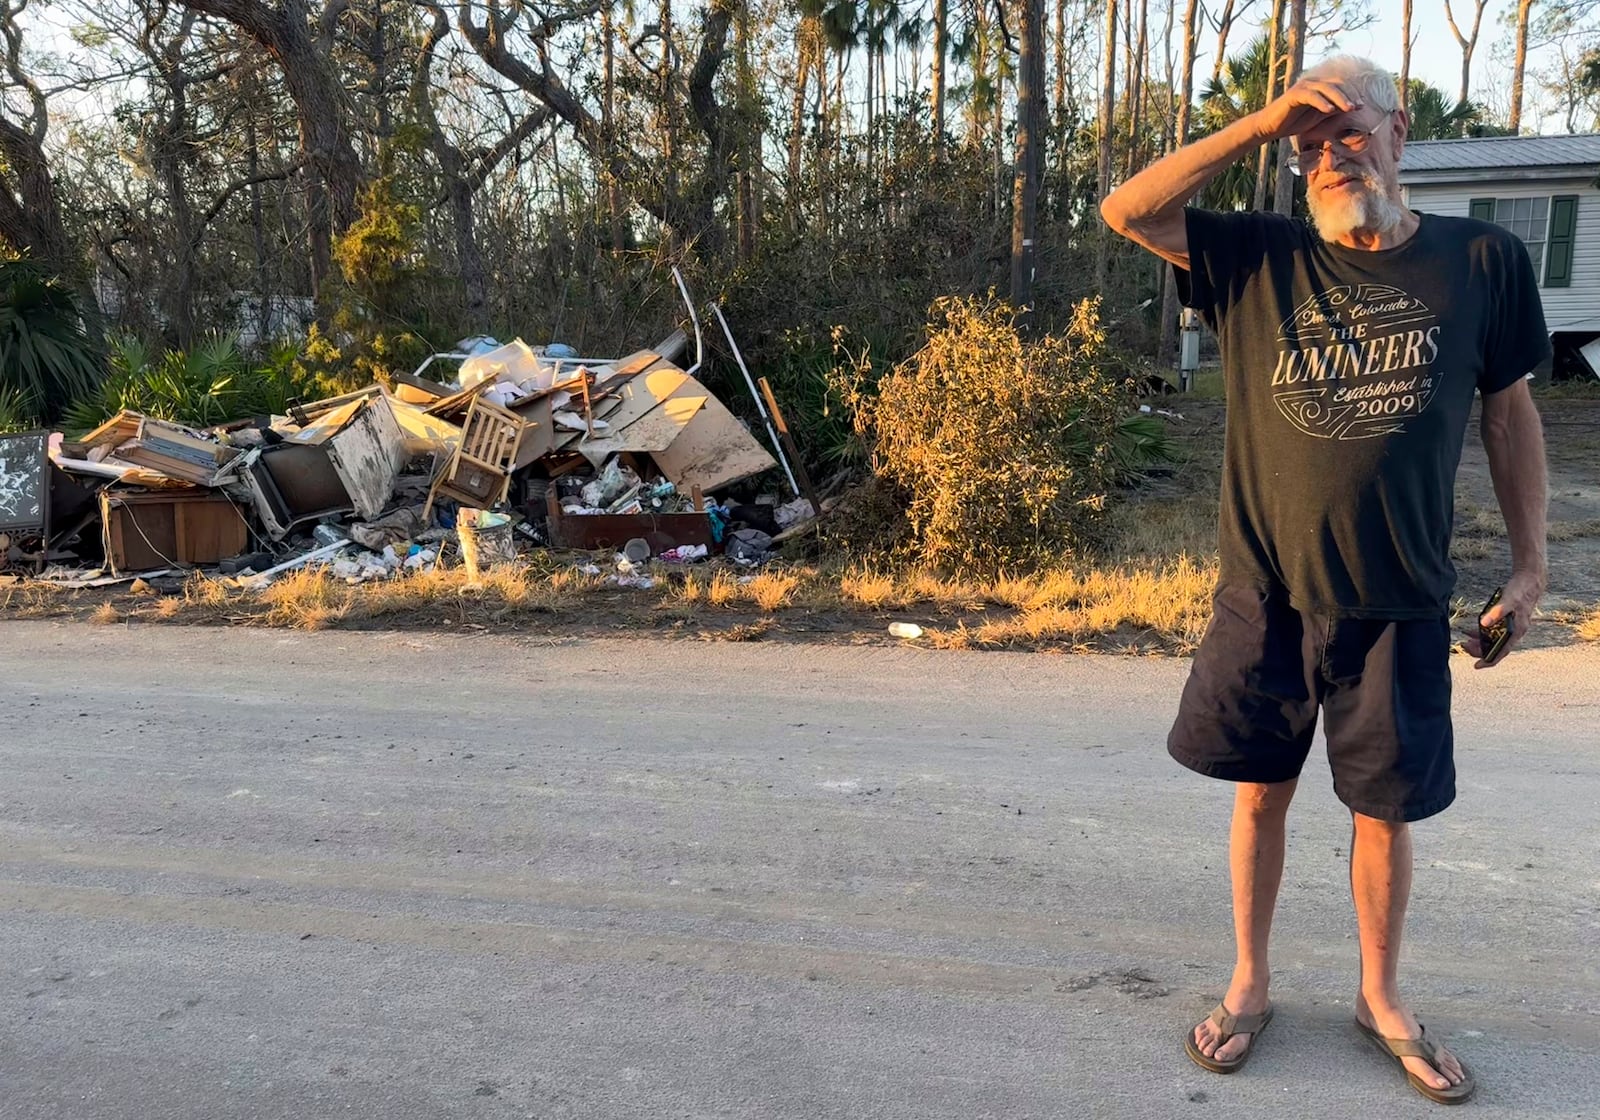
[{"left": 0, "top": 430, "right": 49, "bottom": 533}]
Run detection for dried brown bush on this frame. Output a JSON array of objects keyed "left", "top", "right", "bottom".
[{"left": 836, "top": 295, "right": 1131, "bottom": 573}]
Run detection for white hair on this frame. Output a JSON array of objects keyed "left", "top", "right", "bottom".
[{"left": 1298, "top": 54, "right": 1402, "bottom": 115}]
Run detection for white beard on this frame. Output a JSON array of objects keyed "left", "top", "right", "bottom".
[{"left": 1307, "top": 171, "right": 1407, "bottom": 242}]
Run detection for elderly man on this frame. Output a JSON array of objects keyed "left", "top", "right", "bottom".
[{"left": 1101, "top": 55, "right": 1549, "bottom": 1104}]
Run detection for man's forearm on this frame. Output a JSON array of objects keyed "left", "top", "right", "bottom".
[
  {"left": 1102, "top": 114, "right": 1272, "bottom": 233},
  {"left": 1483, "top": 394, "right": 1549, "bottom": 585}
]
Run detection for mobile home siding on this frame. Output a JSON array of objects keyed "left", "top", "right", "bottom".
[{"left": 1401, "top": 177, "right": 1600, "bottom": 331}]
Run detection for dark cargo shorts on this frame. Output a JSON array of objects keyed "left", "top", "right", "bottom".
[{"left": 1168, "top": 584, "right": 1456, "bottom": 823}]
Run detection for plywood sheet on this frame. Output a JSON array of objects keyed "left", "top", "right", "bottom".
[{"left": 576, "top": 396, "right": 707, "bottom": 467}]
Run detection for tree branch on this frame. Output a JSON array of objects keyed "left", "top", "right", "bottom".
[
  {"left": 462, "top": 106, "right": 552, "bottom": 193},
  {"left": 191, "top": 155, "right": 309, "bottom": 242}
]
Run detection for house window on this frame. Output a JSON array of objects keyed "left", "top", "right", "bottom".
[
  {"left": 1494, "top": 197, "right": 1549, "bottom": 274},
  {"left": 1470, "top": 195, "right": 1579, "bottom": 288}
]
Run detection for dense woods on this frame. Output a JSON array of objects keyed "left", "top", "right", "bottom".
[{"left": 3, "top": 0, "right": 1599, "bottom": 441}]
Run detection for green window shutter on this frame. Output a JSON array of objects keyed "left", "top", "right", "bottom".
[
  {"left": 1470, "top": 197, "right": 1496, "bottom": 222},
  {"left": 1544, "top": 195, "right": 1578, "bottom": 288}
]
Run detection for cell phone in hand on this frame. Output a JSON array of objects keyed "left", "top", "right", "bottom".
[{"left": 1479, "top": 587, "right": 1515, "bottom": 664}]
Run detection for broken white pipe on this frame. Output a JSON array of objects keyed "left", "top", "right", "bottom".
[
  {"left": 239, "top": 540, "right": 353, "bottom": 588},
  {"left": 710, "top": 303, "right": 801, "bottom": 500},
  {"left": 671, "top": 266, "right": 704, "bottom": 376}
]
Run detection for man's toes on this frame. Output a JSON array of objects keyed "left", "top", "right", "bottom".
[
  {"left": 1404, "top": 1057, "right": 1451, "bottom": 1090},
  {"left": 1438, "top": 1049, "right": 1466, "bottom": 1085},
  {"left": 1214, "top": 1033, "right": 1250, "bottom": 1063}
]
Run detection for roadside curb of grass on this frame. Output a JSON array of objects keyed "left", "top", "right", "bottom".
[{"left": 5, "top": 558, "right": 1596, "bottom": 655}]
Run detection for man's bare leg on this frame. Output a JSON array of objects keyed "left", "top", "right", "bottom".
[
  {"left": 1193, "top": 779, "right": 1297, "bottom": 1061},
  {"left": 1349, "top": 813, "right": 1467, "bottom": 1091}
]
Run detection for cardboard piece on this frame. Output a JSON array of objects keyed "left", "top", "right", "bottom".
[
  {"left": 509, "top": 394, "right": 557, "bottom": 470},
  {"left": 646, "top": 374, "right": 778, "bottom": 493}
]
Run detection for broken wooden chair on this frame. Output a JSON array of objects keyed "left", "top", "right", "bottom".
[{"left": 422, "top": 395, "right": 527, "bottom": 518}]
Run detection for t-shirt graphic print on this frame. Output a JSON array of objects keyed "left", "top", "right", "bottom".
[
  {"left": 1177, "top": 208, "right": 1550, "bottom": 618},
  {"left": 1272, "top": 284, "right": 1442, "bottom": 441}
]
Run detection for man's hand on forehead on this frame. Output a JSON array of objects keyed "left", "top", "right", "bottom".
[{"left": 1258, "top": 77, "right": 1366, "bottom": 142}]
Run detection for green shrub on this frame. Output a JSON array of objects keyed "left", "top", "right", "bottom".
[
  {"left": 0, "top": 385, "right": 33, "bottom": 433},
  {"left": 62, "top": 334, "right": 321, "bottom": 432},
  {"left": 0, "top": 259, "right": 103, "bottom": 424},
  {"left": 836, "top": 294, "right": 1164, "bottom": 573}
]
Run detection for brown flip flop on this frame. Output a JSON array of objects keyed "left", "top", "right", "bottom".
[
  {"left": 1355, "top": 1018, "right": 1476, "bottom": 1105},
  {"left": 1184, "top": 1002, "right": 1274, "bottom": 1074}
]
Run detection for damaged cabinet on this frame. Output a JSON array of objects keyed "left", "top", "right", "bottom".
[
  {"left": 102, "top": 491, "right": 250, "bottom": 572},
  {"left": 242, "top": 397, "right": 407, "bottom": 540}
]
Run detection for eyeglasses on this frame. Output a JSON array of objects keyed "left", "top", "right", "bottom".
[{"left": 1288, "top": 115, "right": 1391, "bottom": 176}]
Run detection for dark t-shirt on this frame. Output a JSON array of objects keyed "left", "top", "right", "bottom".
[{"left": 1177, "top": 208, "right": 1550, "bottom": 619}]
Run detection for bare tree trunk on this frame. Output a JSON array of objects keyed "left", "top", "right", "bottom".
[
  {"left": 1121, "top": 0, "right": 1134, "bottom": 126},
  {"left": 416, "top": 2, "right": 549, "bottom": 320},
  {"left": 992, "top": 57, "right": 1006, "bottom": 225},
  {"left": 371, "top": 0, "right": 391, "bottom": 150},
  {"left": 1443, "top": 0, "right": 1489, "bottom": 110},
  {"left": 660, "top": 0, "right": 678, "bottom": 222},
  {"left": 1210, "top": 0, "right": 1239, "bottom": 87},
  {"left": 735, "top": 0, "right": 757, "bottom": 260},
  {"left": 1399, "top": 0, "right": 1413, "bottom": 115},
  {"left": 788, "top": 19, "right": 812, "bottom": 212},
  {"left": 246, "top": 111, "right": 272, "bottom": 346},
  {"left": 1159, "top": 0, "right": 1176, "bottom": 149},
  {"left": 1510, "top": 0, "right": 1534, "bottom": 133},
  {"left": 931, "top": 0, "right": 946, "bottom": 146},
  {"left": 142, "top": 9, "right": 200, "bottom": 348},
  {"left": 1272, "top": 0, "right": 1305, "bottom": 216},
  {"left": 1012, "top": 0, "right": 1044, "bottom": 322},
  {"left": 1096, "top": 0, "right": 1117, "bottom": 294},
  {"left": 1125, "top": 0, "right": 1147, "bottom": 177},
  {"left": 603, "top": 5, "right": 623, "bottom": 253},
  {"left": 1158, "top": 0, "right": 1200, "bottom": 364},
  {"left": 1052, "top": 0, "right": 1065, "bottom": 134},
  {"left": 1253, "top": 0, "right": 1284, "bottom": 211}
]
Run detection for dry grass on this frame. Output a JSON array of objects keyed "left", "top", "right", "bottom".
[
  {"left": 1105, "top": 491, "right": 1220, "bottom": 560},
  {"left": 185, "top": 571, "right": 234, "bottom": 608},
  {"left": 903, "top": 572, "right": 984, "bottom": 610},
  {"left": 839, "top": 568, "right": 899, "bottom": 609},
  {"left": 1578, "top": 608, "right": 1600, "bottom": 643},
  {"left": 1451, "top": 538, "right": 1494, "bottom": 561},
  {"left": 261, "top": 567, "right": 350, "bottom": 630},
  {"left": 705, "top": 569, "right": 740, "bottom": 607},
  {"left": 927, "top": 555, "right": 1217, "bottom": 652},
  {"left": 1456, "top": 504, "right": 1508, "bottom": 538},
  {"left": 4, "top": 546, "right": 1224, "bottom": 654},
  {"left": 744, "top": 572, "right": 799, "bottom": 611},
  {"left": 717, "top": 618, "right": 775, "bottom": 641},
  {"left": 674, "top": 572, "right": 707, "bottom": 605},
  {"left": 1549, "top": 519, "right": 1600, "bottom": 542}
]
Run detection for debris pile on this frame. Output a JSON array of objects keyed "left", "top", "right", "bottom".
[{"left": 3, "top": 326, "right": 821, "bottom": 589}]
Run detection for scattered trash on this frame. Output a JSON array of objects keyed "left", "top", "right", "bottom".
[
  {"left": 657, "top": 544, "right": 708, "bottom": 563},
  {"left": 726, "top": 528, "right": 774, "bottom": 566},
  {"left": 888, "top": 622, "right": 924, "bottom": 639}
]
